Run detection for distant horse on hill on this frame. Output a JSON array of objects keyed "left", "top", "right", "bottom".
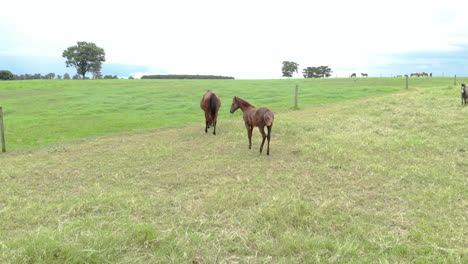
[
  {"left": 461, "top": 84, "right": 467, "bottom": 105},
  {"left": 230, "top": 96, "right": 274, "bottom": 155},
  {"left": 350, "top": 73, "right": 356, "bottom": 78},
  {"left": 361, "top": 73, "right": 368, "bottom": 77},
  {"left": 200, "top": 90, "right": 221, "bottom": 135}
]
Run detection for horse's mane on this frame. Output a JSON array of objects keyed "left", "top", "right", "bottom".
[{"left": 236, "top": 97, "right": 254, "bottom": 108}]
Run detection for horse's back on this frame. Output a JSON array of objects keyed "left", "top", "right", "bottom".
[{"left": 256, "top": 107, "right": 274, "bottom": 126}]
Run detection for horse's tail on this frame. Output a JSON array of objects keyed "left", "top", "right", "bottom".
[
  {"left": 210, "top": 93, "right": 218, "bottom": 120},
  {"left": 264, "top": 111, "right": 274, "bottom": 127}
]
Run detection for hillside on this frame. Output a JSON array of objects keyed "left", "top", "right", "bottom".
[{"left": 1, "top": 83, "right": 466, "bottom": 263}]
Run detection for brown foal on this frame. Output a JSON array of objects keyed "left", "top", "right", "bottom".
[
  {"left": 230, "top": 96, "right": 274, "bottom": 155},
  {"left": 200, "top": 90, "right": 221, "bottom": 135}
]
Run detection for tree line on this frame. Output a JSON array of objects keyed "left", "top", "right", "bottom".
[
  {"left": 141, "top": 75, "right": 235, "bottom": 80},
  {"left": 282, "top": 61, "right": 333, "bottom": 78},
  {"left": 0, "top": 71, "right": 122, "bottom": 80}
]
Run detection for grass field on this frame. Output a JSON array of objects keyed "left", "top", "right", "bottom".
[
  {"left": 0, "top": 78, "right": 467, "bottom": 263},
  {"left": 0, "top": 77, "right": 448, "bottom": 150}
]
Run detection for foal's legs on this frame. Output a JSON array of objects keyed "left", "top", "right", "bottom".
[
  {"left": 246, "top": 124, "right": 253, "bottom": 149},
  {"left": 259, "top": 125, "right": 267, "bottom": 153},
  {"left": 266, "top": 124, "right": 272, "bottom": 155}
]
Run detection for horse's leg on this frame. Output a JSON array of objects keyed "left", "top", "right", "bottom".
[
  {"left": 246, "top": 124, "right": 253, "bottom": 149},
  {"left": 213, "top": 121, "right": 217, "bottom": 135},
  {"left": 266, "top": 124, "right": 272, "bottom": 155},
  {"left": 259, "top": 126, "right": 267, "bottom": 154},
  {"left": 204, "top": 112, "right": 209, "bottom": 133}
]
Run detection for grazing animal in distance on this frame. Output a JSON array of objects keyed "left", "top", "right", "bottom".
[
  {"left": 350, "top": 73, "right": 356, "bottom": 78},
  {"left": 361, "top": 73, "right": 368, "bottom": 77},
  {"left": 230, "top": 96, "right": 274, "bottom": 155},
  {"left": 461, "top": 84, "right": 467, "bottom": 105},
  {"left": 200, "top": 90, "right": 221, "bottom": 135}
]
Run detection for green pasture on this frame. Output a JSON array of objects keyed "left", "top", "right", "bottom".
[
  {"left": 0, "top": 77, "right": 467, "bottom": 263},
  {"left": 0, "top": 77, "right": 458, "bottom": 150}
]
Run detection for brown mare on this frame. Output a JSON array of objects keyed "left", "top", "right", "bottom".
[
  {"left": 200, "top": 90, "right": 221, "bottom": 135},
  {"left": 230, "top": 96, "right": 274, "bottom": 155}
]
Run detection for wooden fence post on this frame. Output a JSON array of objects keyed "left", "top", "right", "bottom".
[
  {"left": 406, "top": 75, "right": 409, "bottom": 90},
  {"left": 0, "top": 107, "right": 5, "bottom": 153},
  {"left": 294, "top": 85, "right": 299, "bottom": 108},
  {"left": 454, "top": 74, "right": 457, "bottom": 85}
]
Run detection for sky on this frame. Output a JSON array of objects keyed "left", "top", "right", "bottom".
[{"left": 1, "top": 0, "right": 468, "bottom": 79}]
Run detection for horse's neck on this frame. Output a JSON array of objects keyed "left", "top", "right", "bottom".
[{"left": 238, "top": 99, "right": 255, "bottom": 112}]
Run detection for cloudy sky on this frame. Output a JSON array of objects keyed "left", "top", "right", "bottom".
[{"left": 1, "top": 0, "right": 467, "bottom": 79}]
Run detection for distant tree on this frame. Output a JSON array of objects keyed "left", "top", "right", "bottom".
[
  {"left": 57, "top": 75, "right": 62, "bottom": 80},
  {"left": 103, "top": 75, "right": 114, "bottom": 79},
  {"left": 303, "top": 67, "right": 318, "bottom": 78},
  {"left": 93, "top": 71, "right": 103, "bottom": 79},
  {"left": 32, "top": 73, "right": 42, "bottom": 80},
  {"left": 128, "top": 76, "right": 134, "bottom": 79},
  {"left": 302, "top": 66, "right": 333, "bottom": 78},
  {"left": 318, "top": 66, "right": 332, "bottom": 78},
  {"left": 62, "top": 41, "right": 105, "bottom": 79},
  {"left": 0, "top": 70, "right": 14, "bottom": 80},
  {"left": 15, "top": 74, "right": 25, "bottom": 80},
  {"left": 63, "top": 73, "right": 71, "bottom": 80},
  {"left": 282, "top": 61, "right": 299, "bottom": 77},
  {"left": 72, "top": 74, "right": 82, "bottom": 80},
  {"left": 44, "top": 73, "right": 56, "bottom": 79},
  {"left": 113, "top": 75, "right": 118, "bottom": 79}
]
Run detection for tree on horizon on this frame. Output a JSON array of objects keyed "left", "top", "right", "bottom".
[
  {"left": 62, "top": 41, "right": 105, "bottom": 79},
  {"left": 282, "top": 61, "right": 299, "bottom": 78}
]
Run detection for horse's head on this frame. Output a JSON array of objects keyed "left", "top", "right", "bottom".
[{"left": 230, "top": 97, "right": 240, "bottom": 113}]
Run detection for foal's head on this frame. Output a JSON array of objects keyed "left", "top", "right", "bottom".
[{"left": 230, "top": 96, "right": 240, "bottom": 113}]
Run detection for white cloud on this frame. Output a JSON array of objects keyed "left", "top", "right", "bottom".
[{"left": 2, "top": 0, "right": 468, "bottom": 78}]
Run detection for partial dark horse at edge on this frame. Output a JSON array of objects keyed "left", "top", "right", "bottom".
[
  {"left": 200, "top": 90, "right": 221, "bottom": 135},
  {"left": 461, "top": 84, "right": 467, "bottom": 106}
]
